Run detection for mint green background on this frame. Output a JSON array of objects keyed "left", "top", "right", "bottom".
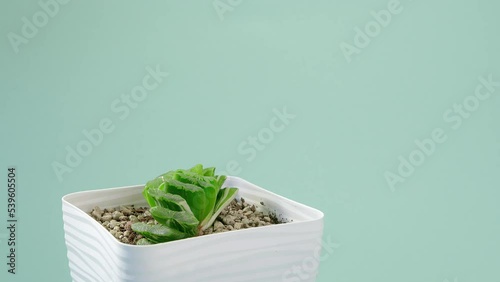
[{"left": 1, "top": 1, "right": 500, "bottom": 281}]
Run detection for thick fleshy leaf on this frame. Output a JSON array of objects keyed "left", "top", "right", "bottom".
[
  {"left": 173, "top": 170, "right": 220, "bottom": 222},
  {"left": 142, "top": 185, "right": 156, "bottom": 207},
  {"left": 150, "top": 206, "right": 199, "bottom": 235},
  {"left": 132, "top": 222, "right": 190, "bottom": 243},
  {"left": 143, "top": 170, "right": 176, "bottom": 206},
  {"left": 214, "top": 187, "right": 238, "bottom": 212},
  {"left": 202, "top": 167, "right": 216, "bottom": 177},
  {"left": 147, "top": 188, "right": 193, "bottom": 213},
  {"left": 143, "top": 179, "right": 163, "bottom": 207},
  {"left": 140, "top": 165, "right": 239, "bottom": 240},
  {"left": 174, "top": 170, "right": 217, "bottom": 190},
  {"left": 216, "top": 175, "right": 227, "bottom": 189},
  {"left": 201, "top": 185, "right": 217, "bottom": 222},
  {"left": 201, "top": 187, "right": 238, "bottom": 230},
  {"left": 136, "top": 238, "right": 152, "bottom": 245},
  {"left": 159, "top": 170, "right": 176, "bottom": 181},
  {"left": 164, "top": 179, "right": 206, "bottom": 221},
  {"left": 189, "top": 164, "right": 204, "bottom": 175}
]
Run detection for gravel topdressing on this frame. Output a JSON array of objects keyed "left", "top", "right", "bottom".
[{"left": 89, "top": 198, "right": 282, "bottom": 245}]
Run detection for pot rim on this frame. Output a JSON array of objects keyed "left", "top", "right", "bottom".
[{"left": 62, "top": 176, "right": 324, "bottom": 248}]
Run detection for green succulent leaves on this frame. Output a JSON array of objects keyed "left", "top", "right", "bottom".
[
  {"left": 132, "top": 222, "right": 189, "bottom": 243},
  {"left": 132, "top": 164, "right": 238, "bottom": 244}
]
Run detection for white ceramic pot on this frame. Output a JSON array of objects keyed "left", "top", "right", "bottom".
[{"left": 62, "top": 176, "right": 324, "bottom": 282}]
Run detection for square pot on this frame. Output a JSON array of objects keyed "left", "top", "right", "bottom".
[{"left": 62, "top": 176, "right": 325, "bottom": 282}]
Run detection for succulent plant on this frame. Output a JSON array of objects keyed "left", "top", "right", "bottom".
[{"left": 132, "top": 164, "right": 238, "bottom": 244}]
